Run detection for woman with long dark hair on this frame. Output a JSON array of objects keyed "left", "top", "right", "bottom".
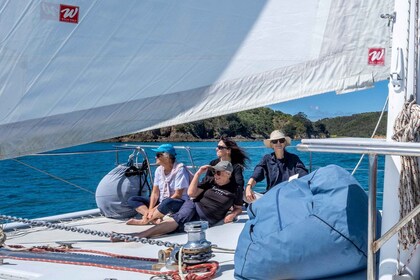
[{"left": 202, "top": 136, "right": 249, "bottom": 222}]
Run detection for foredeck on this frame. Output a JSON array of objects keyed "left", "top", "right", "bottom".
[{"left": 1, "top": 211, "right": 248, "bottom": 280}]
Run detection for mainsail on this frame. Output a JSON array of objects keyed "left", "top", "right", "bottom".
[{"left": 0, "top": 0, "right": 393, "bottom": 159}]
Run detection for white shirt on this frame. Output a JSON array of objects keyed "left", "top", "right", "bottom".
[{"left": 153, "top": 162, "right": 190, "bottom": 202}]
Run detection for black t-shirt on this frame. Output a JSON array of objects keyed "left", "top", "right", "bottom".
[
  {"left": 195, "top": 177, "right": 242, "bottom": 224},
  {"left": 204, "top": 158, "right": 244, "bottom": 204}
]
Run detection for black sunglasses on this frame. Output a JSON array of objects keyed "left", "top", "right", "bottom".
[
  {"left": 213, "top": 170, "right": 223, "bottom": 176},
  {"left": 271, "top": 138, "right": 286, "bottom": 144},
  {"left": 217, "top": 145, "right": 229, "bottom": 150},
  {"left": 155, "top": 152, "right": 164, "bottom": 158}
]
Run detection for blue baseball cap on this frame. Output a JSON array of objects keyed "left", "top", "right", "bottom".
[{"left": 152, "top": 144, "right": 177, "bottom": 156}]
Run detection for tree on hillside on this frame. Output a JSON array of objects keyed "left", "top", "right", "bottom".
[{"left": 292, "top": 112, "right": 314, "bottom": 138}]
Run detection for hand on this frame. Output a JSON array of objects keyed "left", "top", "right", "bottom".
[
  {"left": 245, "top": 185, "right": 256, "bottom": 202},
  {"left": 146, "top": 209, "right": 155, "bottom": 220},
  {"left": 198, "top": 165, "right": 211, "bottom": 174},
  {"left": 224, "top": 213, "right": 236, "bottom": 224}
]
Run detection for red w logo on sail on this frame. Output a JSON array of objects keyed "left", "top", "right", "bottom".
[
  {"left": 368, "top": 48, "right": 385, "bottom": 65},
  {"left": 59, "top": 4, "right": 79, "bottom": 24}
]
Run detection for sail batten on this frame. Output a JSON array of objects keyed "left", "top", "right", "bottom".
[{"left": 0, "top": 0, "right": 393, "bottom": 159}]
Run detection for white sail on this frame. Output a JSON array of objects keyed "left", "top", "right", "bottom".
[{"left": 0, "top": 0, "right": 393, "bottom": 159}]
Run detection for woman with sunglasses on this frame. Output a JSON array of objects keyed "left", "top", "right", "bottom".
[
  {"left": 126, "top": 144, "right": 190, "bottom": 225},
  {"left": 245, "top": 130, "right": 308, "bottom": 203},
  {"left": 204, "top": 137, "right": 249, "bottom": 212}
]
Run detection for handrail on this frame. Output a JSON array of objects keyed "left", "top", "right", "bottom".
[{"left": 113, "top": 144, "right": 199, "bottom": 182}]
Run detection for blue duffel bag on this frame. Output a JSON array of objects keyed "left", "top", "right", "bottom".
[{"left": 234, "top": 164, "right": 380, "bottom": 280}]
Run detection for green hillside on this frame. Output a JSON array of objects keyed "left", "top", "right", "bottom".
[
  {"left": 317, "top": 112, "right": 387, "bottom": 138},
  {"left": 111, "top": 108, "right": 388, "bottom": 142}
]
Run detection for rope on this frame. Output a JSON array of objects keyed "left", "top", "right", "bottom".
[
  {"left": 0, "top": 228, "right": 5, "bottom": 246},
  {"left": 351, "top": 95, "right": 389, "bottom": 176},
  {"left": 0, "top": 245, "right": 218, "bottom": 279},
  {"left": 392, "top": 99, "right": 420, "bottom": 250},
  {"left": 11, "top": 159, "right": 95, "bottom": 195}
]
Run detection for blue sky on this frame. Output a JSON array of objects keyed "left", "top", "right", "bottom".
[{"left": 269, "top": 80, "right": 388, "bottom": 121}]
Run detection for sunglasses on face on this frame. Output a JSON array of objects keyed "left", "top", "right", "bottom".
[
  {"left": 155, "top": 152, "right": 164, "bottom": 158},
  {"left": 213, "top": 170, "right": 223, "bottom": 176},
  {"left": 217, "top": 145, "right": 228, "bottom": 150},
  {"left": 271, "top": 138, "right": 286, "bottom": 144}
]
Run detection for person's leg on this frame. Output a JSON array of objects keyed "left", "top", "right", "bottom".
[
  {"left": 126, "top": 196, "right": 151, "bottom": 225},
  {"left": 111, "top": 218, "right": 179, "bottom": 241},
  {"left": 149, "top": 198, "right": 185, "bottom": 224},
  {"left": 127, "top": 196, "right": 150, "bottom": 215},
  {"left": 133, "top": 218, "right": 179, "bottom": 238},
  {"left": 111, "top": 200, "right": 198, "bottom": 242},
  {"left": 161, "top": 198, "right": 185, "bottom": 214},
  {"left": 132, "top": 198, "right": 186, "bottom": 225}
]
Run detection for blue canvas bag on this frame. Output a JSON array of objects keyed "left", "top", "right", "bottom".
[{"left": 234, "top": 164, "right": 380, "bottom": 279}]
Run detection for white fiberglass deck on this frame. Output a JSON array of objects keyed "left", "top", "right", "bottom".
[
  {"left": 0, "top": 210, "right": 371, "bottom": 280},
  {"left": 1, "top": 210, "right": 247, "bottom": 280}
]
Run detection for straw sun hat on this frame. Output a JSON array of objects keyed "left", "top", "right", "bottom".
[{"left": 263, "top": 130, "right": 291, "bottom": 148}]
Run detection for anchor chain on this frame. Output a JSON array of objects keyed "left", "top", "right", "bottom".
[{"left": 0, "top": 215, "right": 180, "bottom": 248}]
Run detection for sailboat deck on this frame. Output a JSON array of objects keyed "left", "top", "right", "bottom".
[
  {"left": 0, "top": 210, "right": 370, "bottom": 280},
  {"left": 1, "top": 211, "right": 246, "bottom": 280}
]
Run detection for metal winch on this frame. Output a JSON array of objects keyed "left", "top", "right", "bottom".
[
  {"left": 159, "top": 221, "right": 213, "bottom": 269},
  {"left": 181, "top": 221, "right": 213, "bottom": 264}
]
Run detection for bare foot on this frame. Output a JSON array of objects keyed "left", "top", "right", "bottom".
[{"left": 126, "top": 218, "right": 151, "bottom": 225}]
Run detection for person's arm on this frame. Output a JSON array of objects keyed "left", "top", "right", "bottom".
[
  {"left": 146, "top": 185, "right": 160, "bottom": 219},
  {"left": 245, "top": 155, "right": 269, "bottom": 202},
  {"left": 224, "top": 205, "right": 242, "bottom": 223},
  {"left": 171, "top": 167, "right": 190, "bottom": 199},
  {"left": 188, "top": 165, "right": 208, "bottom": 198},
  {"left": 232, "top": 164, "right": 244, "bottom": 188},
  {"left": 245, "top": 178, "right": 257, "bottom": 202},
  {"left": 295, "top": 159, "right": 309, "bottom": 177},
  {"left": 149, "top": 185, "right": 159, "bottom": 208},
  {"left": 171, "top": 188, "right": 184, "bottom": 199}
]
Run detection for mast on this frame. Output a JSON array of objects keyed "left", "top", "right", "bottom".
[{"left": 380, "top": 0, "right": 420, "bottom": 278}]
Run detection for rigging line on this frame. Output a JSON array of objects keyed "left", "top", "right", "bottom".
[
  {"left": 11, "top": 159, "right": 95, "bottom": 195},
  {"left": 404, "top": 0, "right": 411, "bottom": 102},
  {"left": 414, "top": 0, "right": 419, "bottom": 100},
  {"left": 33, "top": 149, "right": 118, "bottom": 156},
  {"left": 351, "top": 94, "right": 389, "bottom": 176}
]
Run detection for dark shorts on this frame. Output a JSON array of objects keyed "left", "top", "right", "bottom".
[
  {"left": 172, "top": 199, "right": 200, "bottom": 231},
  {"left": 127, "top": 196, "right": 184, "bottom": 216},
  {"left": 157, "top": 198, "right": 185, "bottom": 215},
  {"left": 127, "top": 196, "right": 150, "bottom": 208}
]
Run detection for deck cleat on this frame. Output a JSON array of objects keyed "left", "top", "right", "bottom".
[{"left": 56, "top": 242, "right": 75, "bottom": 249}]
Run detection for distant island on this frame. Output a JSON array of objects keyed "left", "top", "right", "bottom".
[{"left": 109, "top": 108, "right": 387, "bottom": 142}]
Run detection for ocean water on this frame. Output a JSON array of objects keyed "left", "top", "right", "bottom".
[{"left": 0, "top": 141, "right": 385, "bottom": 219}]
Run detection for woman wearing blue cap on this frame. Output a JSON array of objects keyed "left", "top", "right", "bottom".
[{"left": 126, "top": 144, "right": 191, "bottom": 225}]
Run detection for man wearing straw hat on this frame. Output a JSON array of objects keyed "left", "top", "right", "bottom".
[{"left": 245, "top": 130, "right": 308, "bottom": 203}]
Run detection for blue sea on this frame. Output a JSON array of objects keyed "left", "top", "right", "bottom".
[{"left": 0, "top": 141, "right": 385, "bottom": 219}]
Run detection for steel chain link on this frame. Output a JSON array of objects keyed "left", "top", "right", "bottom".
[{"left": 0, "top": 215, "right": 181, "bottom": 248}]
